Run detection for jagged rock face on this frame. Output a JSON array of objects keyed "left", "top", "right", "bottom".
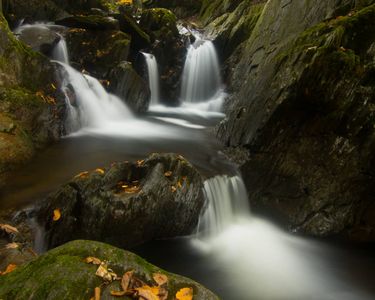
[
  {"left": 0, "top": 13, "right": 65, "bottom": 186},
  {"left": 0, "top": 240, "right": 219, "bottom": 300},
  {"left": 36, "top": 154, "right": 205, "bottom": 249},
  {"left": 214, "top": 0, "right": 375, "bottom": 240}
]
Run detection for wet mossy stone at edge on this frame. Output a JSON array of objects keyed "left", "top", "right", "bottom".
[{"left": 0, "top": 240, "right": 219, "bottom": 300}]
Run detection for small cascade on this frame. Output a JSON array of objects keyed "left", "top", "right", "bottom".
[
  {"left": 198, "top": 175, "right": 250, "bottom": 238},
  {"left": 52, "top": 37, "right": 69, "bottom": 64},
  {"left": 142, "top": 52, "right": 160, "bottom": 105},
  {"left": 180, "top": 37, "right": 222, "bottom": 103},
  {"left": 58, "top": 62, "right": 133, "bottom": 132}
]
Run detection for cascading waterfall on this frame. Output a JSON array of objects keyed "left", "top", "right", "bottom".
[
  {"left": 198, "top": 175, "right": 250, "bottom": 237},
  {"left": 52, "top": 37, "right": 69, "bottom": 64},
  {"left": 180, "top": 37, "right": 222, "bottom": 103},
  {"left": 57, "top": 62, "right": 133, "bottom": 131},
  {"left": 142, "top": 52, "right": 160, "bottom": 105}
]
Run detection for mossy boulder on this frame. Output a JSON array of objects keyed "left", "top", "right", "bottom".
[
  {"left": 0, "top": 13, "right": 65, "bottom": 185},
  {"left": 0, "top": 240, "right": 219, "bottom": 300},
  {"left": 108, "top": 61, "right": 150, "bottom": 113},
  {"left": 140, "top": 8, "right": 178, "bottom": 41},
  {"left": 36, "top": 153, "right": 205, "bottom": 249},
  {"left": 56, "top": 15, "right": 120, "bottom": 30},
  {"left": 143, "top": 0, "right": 202, "bottom": 19}
]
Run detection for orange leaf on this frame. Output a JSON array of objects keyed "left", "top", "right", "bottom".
[
  {"left": 85, "top": 257, "right": 102, "bottom": 265},
  {"left": 135, "top": 286, "right": 159, "bottom": 300},
  {"left": 110, "top": 290, "right": 127, "bottom": 297},
  {"left": 5, "top": 243, "right": 19, "bottom": 249},
  {"left": 121, "top": 270, "right": 134, "bottom": 291},
  {"left": 136, "top": 159, "right": 145, "bottom": 167},
  {"left": 0, "top": 224, "right": 19, "bottom": 234},
  {"left": 153, "top": 273, "right": 168, "bottom": 286},
  {"left": 176, "top": 287, "right": 193, "bottom": 300},
  {"left": 53, "top": 209, "right": 61, "bottom": 221},
  {"left": 74, "top": 171, "right": 89, "bottom": 178},
  {"left": 1, "top": 264, "right": 17, "bottom": 275},
  {"left": 94, "top": 287, "right": 101, "bottom": 300},
  {"left": 95, "top": 168, "right": 105, "bottom": 175}
]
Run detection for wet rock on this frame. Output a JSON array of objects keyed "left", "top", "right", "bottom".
[
  {"left": 140, "top": 8, "right": 186, "bottom": 105},
  {"left": 0, "top": 240, "right": 219, "bottom": 300},
  {"left": 15, "top": 25, "right": 61, "bottom": 56},
  {"left": 108, "top": 61, "right": 150, "bottom": 113},
  {"left": 216, "top": 1, "right": 375, "bottom": 241},
  {"left": 36, "top": 153, "right": 205, "bottom": 249},
  {"left": 143, "top": 0, "right": 203, "bottom": 19},
  {"left": 56, "top": 15, "right": 119, "bottom": 30}
]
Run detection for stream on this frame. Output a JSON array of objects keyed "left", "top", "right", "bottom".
[{"left": 2, "top": 24, "right": 375, "bottom": 300}]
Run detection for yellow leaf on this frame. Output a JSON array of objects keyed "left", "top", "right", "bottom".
[
  {"left": 85, "top": 257, "right": 102, "bottom": 265},
  {"left": 153, "top": 273, "right": 168, "bottom": 286},
  {"left": 171, "top": 186, "right": 177, "bottom": 193},
  {"left": 110, "top": 290, "right": 128, "bottom": 297},
  {"left": 136, "top": 159, "right": 145, "bottom": 167},
  {"left": 53, "top": 209, "right": 61, "bottom": 221},
  {"left": 5, "top": 243, "right": 19, "bottom": 249},
  {"left": 0, "top": 224, "right": 19, "bottom": 234},
  {"left": 74, "top": 171, "right": 89, "bottom": 178},
  {"left": 95, "top": 263, "right": 117, "bottom": 282},
  {"left": 51, "top": 83, "right": 57, "bottom": 90},
  {"left": 135, "top": 286, "right": 159, "bottom": 300},
  {"left": 176, "top": 287, "right": 193, "bottom": 300},
  {"left": 95, "top": 168, "right": 105, "bottom": 175},
  {"left": 1, "top": 264, "right": 17, "bottom": 275},
  {"left": 164, "top": 171, "right": 172, "bottom": 177}
]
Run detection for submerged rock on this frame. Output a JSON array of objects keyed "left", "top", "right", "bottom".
[
  {"left": 36, "top": 154, "right": 205, "bottom": 249},
  {"left": 0, "top": 240, "right": 219, "bottom": 300}
]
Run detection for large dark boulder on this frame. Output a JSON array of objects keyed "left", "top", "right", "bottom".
[
  {"left": 0, "top": 240, "right": 218, "bottom": 300},
  {"left": 144, "top": 0, "right": 203, "bottom": 19},
  {"left": 108, "top": 61, "right": 150, "bottom": 113},
  {"left": 36, "top": 153, "right": 205, "bottom": 249},
  {"left": 56, "top": 15, "right": 120, "bottom": 31},
  {"left": 216, "top": 0, "right": 375, "bottom": 241}
]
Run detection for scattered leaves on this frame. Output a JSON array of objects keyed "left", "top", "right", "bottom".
[
  {"left": 0, "top": 224, "right": 19, "bottom": 234},
  {"left": 53, "top": 209, "right": 61, "bottom": 221},
  {"left": 164, "top": 171, "right": 172, "bottom": 177},
  {"left": 176, "top": 287, "right": 193, "bottom": 300},
  {"left": 135, "top": 286, "right": 159, "bottom": 300},
  {"left": 153, "top": 273, "right": 168, "bottom": 286},
  {"left": 85, "top": 257, "right": 102, "bottom": 265},
  {"left": 0, "top": 264, "right": 17, "bottom": 275},
  {"left": 5, "top": 243, "right": 19, "bottom": 249}
]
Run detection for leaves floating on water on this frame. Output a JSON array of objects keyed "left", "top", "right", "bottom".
[
  {"left": 53, "top": 209, "right": 61, "bottom": 221},
  {"left": 0, "top": 224, "right": 19, "bottom": 234},
  {"left": 85, "top": 257, "right": 102, "bottom": 265},
  {"left": 152, "top": 273, "right": 168, "bottom": 286},
  {"left": 0, "top": 264, "right": 17, "bottom": 275},
  {"left": 176, "top": 287, "right": 193, "bottom": 300}
]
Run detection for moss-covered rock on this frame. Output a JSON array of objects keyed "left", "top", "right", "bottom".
[
  {"left": 36, "top": 153, "right": 205, "bottom": 249},
  {"left": 0, "top": 240, "right": 219, "bottom": 300},
  {"left": 143, "top": 0, "right": 202, "bottom": 19},
  {"left": 56, "top": 15, "right": 120, "bottom": 30}
]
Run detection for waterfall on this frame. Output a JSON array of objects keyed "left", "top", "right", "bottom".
[
  {"left": 57, "top": 62, "right": 133, "bottom": 132},
  {"left": 52, "top": 37, "right": 69, "bottom": 64},
  {"left": 180, "top": 37, "right": 222, "bottom": 103},
  {"left": 198, "top": 175, "right": 250, "bottom": 237},
  {"left": 142, "top": 52, "right": 160, "bottom": 105}
]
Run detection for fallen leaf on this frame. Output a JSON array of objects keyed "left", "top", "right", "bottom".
[
  {"left": 95, "top": 287, "right": 101, "bottom": 300},
  {"left": 96, "top": 263, "right": 117, "bottom": 282},
  {"left": 136, "top": 159, "right": 145, "bottom": 167},
  {"left": 1, "top": 264, "right": 17, "bottom": 275},
  {"left": 135, "top": 286, "right": 159, "bottom": 300},
  {"left": 85, "top": 257, "right": 102, "bottom": 265},
  {"left": 53, "top": 209, "right": 61, "bottom": 221},
  {"left": 110, "top": 290, "right": 128, "bottom": 297},
  {"left": 5, "top": 243, "right": 19, "bottom": 249},
  {"left": 164, "top": 171, "right": 172, "bottom": 177},
  {"left": 51, "top": 83, "right": 57, "bottom": 90},
  {"left": 74, "top": 171, "right": 89, "bottom": 179},
  {"left": 121, "top": 270, "right": 134, "bottom": 291},
  {"left": 153, "top": 273, "right": 168, "bottom": 286},
  {"left": 95, "top": 168, "right": 105, "bottom": 175},
  {"left": 177, "top": 180, "right": 183, "bottom": 189},
  {"left": 175, "top": 287, "right": 193, "bottom": 300},
  {"left": 171, "top": 186, "right": 177, "bottom": 193},
  {"left": 158, "top": 287, "right": 168, "bottom": 300},
  {"left": 0, "top": 224, "right": 19, "bottom": 234}
]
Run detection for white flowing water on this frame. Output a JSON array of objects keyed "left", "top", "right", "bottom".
[
  {"left": 180, "top": 37, "right": 222, "bottom": 103},
  {"left": 142, "top": 52, "right": 160, "bottom": 105},
  {"left": 52, "top": 37, "right": 69, "bottom": 64},
  {"left": 57, "top": 62, "right": 133, "bottom": 132}
]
